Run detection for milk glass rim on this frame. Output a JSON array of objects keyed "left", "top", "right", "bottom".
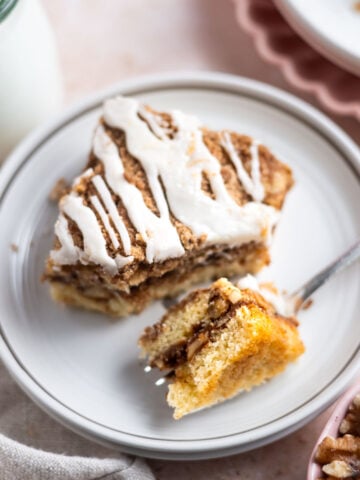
[{"left": 0, "top": 0, "right": 18, "bottom": 22}]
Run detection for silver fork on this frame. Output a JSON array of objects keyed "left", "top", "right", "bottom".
[
  {"left": 287, "top": 239, "right": 360, "bottom": 314},
  {"left": 162, "top": 239, "right": 360, "bottom": 314},
  {"left": 152, "top": 239, "right": 360, "bottom": 384}
]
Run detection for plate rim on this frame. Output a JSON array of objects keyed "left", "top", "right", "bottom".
[
  {"left": 274, "top": 0, "right": 360, "bottom": 77},
  {"left": 1, "top": 71, "right": 360, "bottom": 459}
]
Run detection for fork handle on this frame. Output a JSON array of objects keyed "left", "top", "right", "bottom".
[{"left": 289, "top": 239, "right": 360, "bottom": 311}]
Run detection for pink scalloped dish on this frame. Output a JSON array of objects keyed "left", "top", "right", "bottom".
[
  {"left": 307, "top": 380, "right": 360, "bottom": 480},
  {"left": 233, "top": 0, "right": 360, "bottom": 120}
]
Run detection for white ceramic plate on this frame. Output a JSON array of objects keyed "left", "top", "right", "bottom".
[
  {"left": 275, "top": 0, "right": 360, "bottom": 77},
  {"left": 0, "top": 72, "right": 360, "bottom": 460}
]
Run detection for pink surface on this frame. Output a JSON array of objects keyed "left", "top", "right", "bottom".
[
  {"left": 40, "top": 1, "right": 360, "bottom": 478},
  {"left": 234, "top": 0, "right": 360, "bottom": 119}
]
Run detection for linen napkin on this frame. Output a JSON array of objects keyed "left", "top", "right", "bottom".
[{"left": 0, "top": 361, "right": 154, "bottom": 480}]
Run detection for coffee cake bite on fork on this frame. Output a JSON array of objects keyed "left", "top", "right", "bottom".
[
  {"left": 139, "top": 276, "right": 304, "bottom": 419},
  {"left": 43, "top": 96, "right": 293, "bottom": 317}
]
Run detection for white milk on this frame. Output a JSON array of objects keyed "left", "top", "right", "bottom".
[{"left": 0, "top": 0, "right": 63, "bottom": 162}]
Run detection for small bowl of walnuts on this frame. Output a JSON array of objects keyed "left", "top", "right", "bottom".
[{"left": 308, "top": 380, "right": 360, "bottom": 479}]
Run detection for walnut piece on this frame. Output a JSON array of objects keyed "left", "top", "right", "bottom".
[
  {"left": 340, "top": 394, "right": 360, "bottom": 436},
  {"left": 315, "top": 392, "right": 360, "bottom": 479},
  {"left": 323, "top": 460, "right": 358, "bottom": 478},
  {"left": 316, "top": 435, "right": 360, "bottom": 478}
]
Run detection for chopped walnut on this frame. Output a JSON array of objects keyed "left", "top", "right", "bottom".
[
  {"left": 228, "top": 290, "right": 242, "bottom": 304},
  {"left": 340, "top": 394, "right": 360, "bottom": 436},
  {"left": 207, "top": 293, "right": 229, "bottom": 320},
  {"left": 315, "top": 390, "right": 360, "bottom": 478},
  {"left": 316, "top": 435, "right": 360, "bottom": 465},
  {"left": 323, "top": 459, "right": 359, "bottom": 478},
  {"left": 187, "top": 332, "right": 208, "bottom": 361}
]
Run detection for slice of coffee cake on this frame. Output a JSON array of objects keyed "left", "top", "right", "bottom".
[
  {"left": 44, "top": 96, "right": 293, "bottom": 316},
  {"left": 139, "top": 276, "right": 304, "bottom": 419}
]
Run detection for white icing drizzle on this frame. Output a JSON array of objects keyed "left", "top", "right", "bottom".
[
  {"left": 92, "top": 124, "right": 184, "bottom": 263},
  {"left": 59, "top": 194, "right": 119, "bottom": 273},
  {"left": 221, "top": 131, "right": 264, "bottom": 203},
  {"left": 104, "top": 97, "right": 278, "bottom": 247},
  {"left": 51, "top": 96, "right": 280, "bottom": 274},
  {"left": 90, "top": 195, "right": 119, "bottom": 249},
  {"left": 138, "top": 106, "right": 169, "bottom": 142},
  {"left": 51, "top": 214, "right": 80, "bottom": 265},
  {"left": 91, "top": 175, "right": 131, "bottom": 255},
  {"left": 249, "top": 140, "right": 264, "bottom": 202},
  {"left": 114, "top": 253, "right": 133, "bottom": 269},
  {"left": 237, "top": 274, "right": 294, "bottom": 317},
  {"left": 52, "top": 172, "right": 133, "bottom": 273}
]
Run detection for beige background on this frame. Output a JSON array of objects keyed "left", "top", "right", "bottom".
[{"left": 38, "top": 0, "right": 360, "bottom": 478}]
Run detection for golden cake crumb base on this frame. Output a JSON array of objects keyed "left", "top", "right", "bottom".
[
  {"left": 168, "top": 309, "right": 304, "bottom": 419},
  {"left": 139, "top": 278, "right": 304, "bottom": 419}
]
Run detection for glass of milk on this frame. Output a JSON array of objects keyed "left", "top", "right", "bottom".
[{"left": 0, "top": 0, "right": 63, "bottom": 162}]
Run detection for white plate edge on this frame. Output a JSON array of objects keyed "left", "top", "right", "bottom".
[
  {"left": 0, "top": 71, "right": 359, "bottom": 458},
  {"left": 274, "top": 0, "right": 360, "bottom": 77}
]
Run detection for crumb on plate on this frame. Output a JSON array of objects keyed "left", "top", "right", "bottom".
[
  {"left": 10, "top": 243, "right": 18, "bottom": 252},
  {"left": 48, "top": 178, "right": 69, "bottom": 202}
]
